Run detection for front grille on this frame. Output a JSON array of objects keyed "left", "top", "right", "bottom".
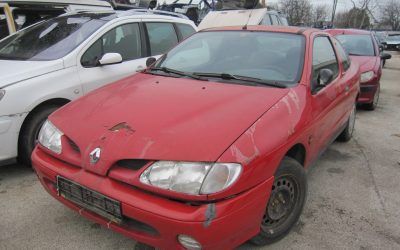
[
  {"left": 117, "top": 159, "right": 149, "bottom": 170},
  {"left": 57, "top": 176, "right": 122, "bottom": 223},
  {"left": 67, "top": 139, "right": 80, "bottom": 153}
]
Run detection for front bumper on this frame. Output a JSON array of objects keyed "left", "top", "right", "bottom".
[
  {"left": 32, "top": 147, "right": 273, "bottom": 250},
  {"left": 358, "top": 83, "right": 378, "bottom": 104},
  {"left": 0, "top": 113, "right": 27, "bottom": 162}
]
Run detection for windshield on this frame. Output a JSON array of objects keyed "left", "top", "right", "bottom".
[
  {"left": 0, "top": 13, "right": 112, "bottom": 61},
  {"left": 336, "top": 34, "right": 375, "bottom": 56},
  {"left": 387, "top": 35, "right": 400, "bottom": 41},
  {"left": 154, "top": 31, "right": 305, "bottom": 86}
]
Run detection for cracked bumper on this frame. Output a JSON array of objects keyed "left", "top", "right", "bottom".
[{"left": 32, "top": 147, "right": 273, "bottom": 250}]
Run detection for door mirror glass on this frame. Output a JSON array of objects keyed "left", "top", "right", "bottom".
[
  {"left": 99, "top": 53, "right": 122, "bottom": 66},
  {"left": 318, "top": 68, "right": 334, "bottom": 86}
]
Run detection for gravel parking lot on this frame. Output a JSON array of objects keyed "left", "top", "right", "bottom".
[{"left": 1, "top": 52, "right": 400, "bottom": 250}]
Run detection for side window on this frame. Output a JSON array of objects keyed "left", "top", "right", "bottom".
[
  {"left": 261, "top": 14, "right": 272, "bottom": 25},
  {"left": 333, "top": 38, "right": 351, "bottom": 71},
  {"left": 81, "top": 22, "right": 141, "bottom": 67},
  {"left": 176, "top": 23, "right": 196, "bottom": 40},
  {"left": 312, "top": 36, "right": 339, "bottom": 91},
  {"left": 146, "top": 22, "right": 179, "bottom": 56},
  {"left": 270, "top": 15, "right": 280, "bottom": 25}
]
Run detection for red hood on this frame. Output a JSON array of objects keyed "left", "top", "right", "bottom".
[
  {"left": 349, "top": 55, "right": 378, "bottom": 72},
  {"left": 50, "top": 73, "right": 289, "bottom": 175}
]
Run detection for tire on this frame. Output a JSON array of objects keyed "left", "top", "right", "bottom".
[
  {"left": 134, "top": 242, "right": 155, "bottom": 250},
  {"left": 250, "top": 157, "right": 307, "bottom": 245},
  {"left": 18, "top": 105, "right": 59, "bottom": 165},
  {"left": 364, "top": 84, "right": 380, "bottom": 111},
  {"left": 337, "top": 103, "right": 356, "bottom": 142}
]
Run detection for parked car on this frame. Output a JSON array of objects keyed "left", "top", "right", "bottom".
[
  {"left": 198, "top": 8, "right": 288, "bottom": 30},
  {"left": 157, "top": 0, "right": 212, "bottom": 24},
  {"left": 33, "top": 26, "right": 360, "bottom": 250},
  {"left": 0, "top": 10, "right": 197, "bottom": 165},
  {"left": 0, "top": 0, "right": 113, "bottom": 40},
  {"left": 383, "top": 34, "right": 400, "bottom": 51},
  {"left": 326, "top": 29, "right": 391, "bottom": 110}
]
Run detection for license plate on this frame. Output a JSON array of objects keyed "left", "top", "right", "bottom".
[{"left": 57, "top": 176, "right": 122, "bottom": 224}]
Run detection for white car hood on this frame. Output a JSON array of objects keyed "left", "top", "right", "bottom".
[{"left": 0, "top": 59, "right": 64, "bottom": 88}]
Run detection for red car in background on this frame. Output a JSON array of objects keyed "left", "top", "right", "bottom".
[
  {"left": 32, "top": 26, "right": 360, "bottom": 250},
  {"left": 326, "top": 29, "right": 392, "bottom": 110}
]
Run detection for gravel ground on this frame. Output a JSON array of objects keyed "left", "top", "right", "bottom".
[{"left": 1, "top": 52, "right": 399, "bottom": 250}]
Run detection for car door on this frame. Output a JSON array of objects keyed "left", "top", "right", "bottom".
[
  {"left": 308, "top": 35, "right": 345, "bottom": 159},
  {"left": 77, "top": 21, "right": 148, "bottom": 94}
]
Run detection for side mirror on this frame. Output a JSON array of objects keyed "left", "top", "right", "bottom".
[
  {"left": 146, "top": 57, "right": 157, "bottom": 67},
  {"left": 318, "top": 68, "right": 334, "bottom": 86},
  {"left": 98, "top": 53, "right": 122, "bottom": 66},
  {"left": 381, "top": 52, "right": 392, "bottom": 60}
]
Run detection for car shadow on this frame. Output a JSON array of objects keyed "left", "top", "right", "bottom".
[{"left": 0, "top": 163, "right": 35, "bottom": 181}]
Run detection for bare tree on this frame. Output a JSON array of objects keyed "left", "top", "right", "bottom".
[
  {"left": 279, "top": 0, "right": 312, "bottom": 26},
  {"left": 312, "top": 5, "right": 329, "bottom": 24},
  {"left": 381, "top": 0, "right": 400, "bottom": 30}
]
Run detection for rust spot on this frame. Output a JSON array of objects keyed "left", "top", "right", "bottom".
[{"left": 109, "top": 122, "right": 135, "bottom": 134}]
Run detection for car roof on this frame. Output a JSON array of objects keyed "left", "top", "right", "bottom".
[
  {"left": 0, "top": 0, "right": 111, "bottom": 7},
  {"left": 325, "top": 28, "right": 371, "bottom": 36},
  {"left": 201, "top": 25, "right": 319, "bottom": 36}
]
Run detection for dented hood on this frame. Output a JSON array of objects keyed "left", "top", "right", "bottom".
[{"left": 50, "top": 73, "right": 289, "bottom": 174}]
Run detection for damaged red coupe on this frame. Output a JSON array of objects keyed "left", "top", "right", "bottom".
[{"left": 32, "top": 26, "right": 360, "bottom": 250}]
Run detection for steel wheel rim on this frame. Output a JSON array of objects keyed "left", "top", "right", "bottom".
[{"left": 262, "top": 175, "right": 299, "bottom": 229}]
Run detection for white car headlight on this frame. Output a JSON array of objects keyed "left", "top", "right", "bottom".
[
  {"left": 140, "top": 161, "right": 242, "bottom": 195},
  {"left": 38, "top": 120, "right": 63, "bottom": 154},
  {"left": 0, "top": 89, "right": 5, "bottom": 101},
  {"left": 360, "top": 71, "right": 374, "bottom": 83}
]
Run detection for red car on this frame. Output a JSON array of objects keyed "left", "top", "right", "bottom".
[
  {"left": 32, "top": 26, "right": 360, "bottom": 250},
  {"left": 326, "top": 29, "right": 391, "bottom": 110}
]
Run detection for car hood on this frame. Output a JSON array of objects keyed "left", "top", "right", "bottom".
[
  {"left": 50, "top": 73, "right": 289, "bottom": 175},
  {"left": 349, "top": 55, "right": 378, "bottom": 72},
  {"left": 0, "top": 59, "right": 64, "bottom": 88}
]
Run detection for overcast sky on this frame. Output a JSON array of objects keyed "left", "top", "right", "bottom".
[{"left": 267, "top": 0, "right": 391, "bottom": 20}]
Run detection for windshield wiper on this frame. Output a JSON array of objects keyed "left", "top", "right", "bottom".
[
  {"left": 348, "top": 53, "right": 365, "bottom": 56},
  {"left": 192, "top": 72, "right": 286, "bottom": 88},
  {"left": 148, "top": 67, "right": 206, "bottom": 81}
]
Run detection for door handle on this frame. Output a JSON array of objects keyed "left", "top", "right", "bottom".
[{"left": 136, "top": 66, "right": 144, "bottom": 72}]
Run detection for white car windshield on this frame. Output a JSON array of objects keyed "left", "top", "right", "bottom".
[{"left": 0, "top": 13, "right": 114, "bottom": 61}]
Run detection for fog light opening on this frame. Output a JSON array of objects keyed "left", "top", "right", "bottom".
[{"left": 177, "top": 235, "right": 202, "bottom": 250}]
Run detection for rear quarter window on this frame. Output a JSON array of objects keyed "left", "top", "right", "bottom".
[{"left": 176, "top": 23, "right": 196, "bottom": 39}]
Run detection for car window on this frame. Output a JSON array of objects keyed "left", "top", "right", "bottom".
[
  {"left": 81, "top": 22, "right": 142, "bottom": 67},
  {"left": 336, "top": 34, "right": 375, "bottom": 56},
  {"left": 270, "top": 15, "right": 280, "bottom": 25},
  {"left": 146, "top": 22, "right": 178, "bottom": 56},
  {"left": 0, "top": 14, "right": 110, "bottom": 61},
  {"left": 312, "top": 36, "right": 339, "bottom": 90},
  {"left": 333, "top": 38, "right": 351, "bottom": 71},
  {"left": 176, "top": 23, "right": 196, "bottom": 39},
  {"left": 260, "top": 14, "right": 272, "bottom": 25}
]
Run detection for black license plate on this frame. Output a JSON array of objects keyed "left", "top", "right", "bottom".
[{"left": 57, "top": 176, "right": 122, "bottom": 223}]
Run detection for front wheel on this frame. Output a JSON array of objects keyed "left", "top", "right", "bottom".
[
  {"left": 250, "top": 157, "right": 307, "bottom": 245},
  {"left": 18, "top": 105, "right": 59, "bottom": 165}
]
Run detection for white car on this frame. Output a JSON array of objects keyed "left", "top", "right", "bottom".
[{"left": 0, "top": 9, "right": 197, "bottom": 165}]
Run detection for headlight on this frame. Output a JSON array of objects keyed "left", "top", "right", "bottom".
[
  {"left": 140, "top": 161, "right": 242, "bottom": 195},
  {"left": 0, "top": 89, "right": 5, "bottom": 101},
  {"left": 360, "top": 71, "right": 374, "bottom": 83},
  {"left": 38, "top": 120, "right": 63, "bottom": 154}
]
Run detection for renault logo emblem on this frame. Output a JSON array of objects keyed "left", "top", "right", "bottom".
[{"left": 89, "top": 147, "right": 101, "bottom": 165}]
